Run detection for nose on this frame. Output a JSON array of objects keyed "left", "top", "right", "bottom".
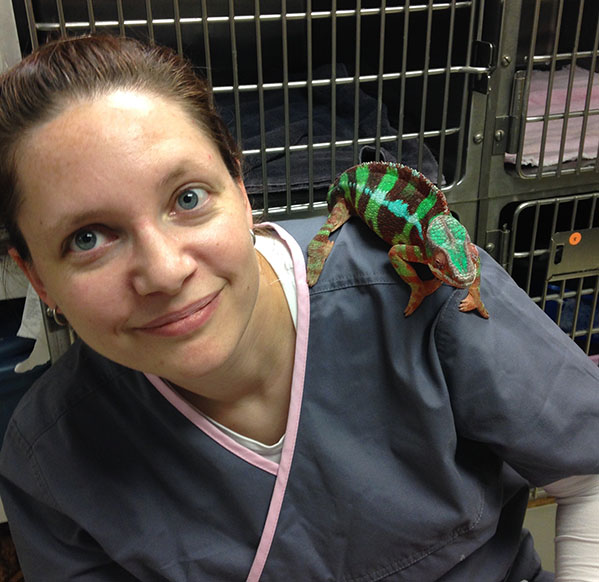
[{"left": 131, "top": 225, "right": 197, "bottom": 296}]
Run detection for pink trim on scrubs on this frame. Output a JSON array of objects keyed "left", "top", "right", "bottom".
[{"left": 145, "top": 222, "right": 311, "bottom": 581}]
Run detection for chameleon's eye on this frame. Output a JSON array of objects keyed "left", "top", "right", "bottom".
[{"left": 432, "top": 251, "right": 447, "bottom": 270}]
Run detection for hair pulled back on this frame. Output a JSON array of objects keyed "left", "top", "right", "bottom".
[{"left": 0, "top": 35, "right": 242, "bottom": 260}]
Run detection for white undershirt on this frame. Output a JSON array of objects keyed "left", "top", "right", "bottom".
[
  {"left": 545, "top": 474, "right": 599, "bottom": 580},
  {"left": 200, "top": 230, "right": 296, "bottom": 463},
  {"left": 254, "top": 230, "right": 298, "bottom": 329}
]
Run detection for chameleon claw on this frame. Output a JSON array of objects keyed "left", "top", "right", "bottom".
[
  {"left": 459, "top": 291, "right": 489, "bottom": 319},
  {"left": 403, "top": 302, "right": 420, "bottom": 317}
]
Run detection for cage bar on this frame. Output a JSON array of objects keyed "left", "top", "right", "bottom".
[
  {"left": 507, "top": 0, "right": 599, "bottom": 180},
  {"left": 0, "top": 0, "right": 21, "bottom": 71}
]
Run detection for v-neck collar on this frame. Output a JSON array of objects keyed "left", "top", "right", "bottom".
[{"left": 145, "top": 222, "right": 311, "bottom": 581}]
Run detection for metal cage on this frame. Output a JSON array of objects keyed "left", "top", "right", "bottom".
[
  {"left": 479, "top": 0, "right": 599, "bottom": 261},
  {"left": 505, "top": 192, "right": 599, "bottom": 354}
]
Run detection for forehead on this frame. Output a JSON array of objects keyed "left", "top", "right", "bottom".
[
  {"left": 21, "top": 90, "right": 214, "bottom": 162},
  {"left": 15, "top": 90, "right": 222, "bottom": 205}
]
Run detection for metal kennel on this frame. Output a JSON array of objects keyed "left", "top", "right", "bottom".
[{"left": 477, "top": 0, "right": 599, "bottom": 356}]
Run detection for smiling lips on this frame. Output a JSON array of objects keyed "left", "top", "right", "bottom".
[{"left": 137, "top": 290, "right": 221, "bottom": 337}]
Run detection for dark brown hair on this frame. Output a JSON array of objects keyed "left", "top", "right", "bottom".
[{"left": 0, "top": 35, "right": 242, "bottom": 261}]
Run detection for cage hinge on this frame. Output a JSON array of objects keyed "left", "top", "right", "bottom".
[
  {"left": 471, "top": 40, "right": 495, "bottom": 94},
  {"left": 505, "top": 70, "right": 527, "bottom": 154},
  {"left": 484, "top": 224, "right": 511, "bottom": 265}
]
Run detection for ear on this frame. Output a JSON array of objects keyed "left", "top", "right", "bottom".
[{"left": 8, "top": 248, "right": 54, "bottom": 307}]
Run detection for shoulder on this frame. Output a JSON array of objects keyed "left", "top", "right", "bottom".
[
  {"left": 278, "top": 215, "right": 459, "bottom": 327},
  {"left": 437, "top": 247, "right": 584, "bottom": 346},
  {"left": 278, "top": 215, "right": 418, "bottom": 290}
]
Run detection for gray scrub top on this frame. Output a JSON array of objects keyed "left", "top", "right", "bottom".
[{"left": 0, "top": 215, "right": 598, "bottom": 581}]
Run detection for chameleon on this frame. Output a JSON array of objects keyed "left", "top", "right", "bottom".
[{"left": 306, "top": 161, "right": 489, "bottom": 318}]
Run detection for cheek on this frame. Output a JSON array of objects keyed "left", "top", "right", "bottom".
[
  {"left": 217, "top": 237, "right": 258, "bottom": 289},
  {"left": 204, "top": 213, "right": 254, "bottom": 268},
  {"left": 50, "top": 272, "right": 126, "bottom": 332},
  {"left": 210, "top": 230, "right": 260, "bottom": 300}
]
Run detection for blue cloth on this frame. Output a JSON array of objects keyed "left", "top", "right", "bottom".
[{"left": 1, "top": 216, "right": 598, "bottom": 580}]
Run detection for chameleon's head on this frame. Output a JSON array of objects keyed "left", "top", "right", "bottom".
[{"left": 426, "top": 215, "right": 477, "bottom": 288}]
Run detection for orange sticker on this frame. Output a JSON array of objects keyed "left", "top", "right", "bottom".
[{"left": 569, "top": 232, "right": 582, "bottom": 246}]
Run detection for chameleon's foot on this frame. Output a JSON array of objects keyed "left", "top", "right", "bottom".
[
  {"left": 459, "top": 290, "right": 489, "bottom": 318},
  {"left": 404, "top": 279, "right": 443, "bottom": 317},
  {"left": 403, "top": 302, "right": 420, "bottom": 317}
]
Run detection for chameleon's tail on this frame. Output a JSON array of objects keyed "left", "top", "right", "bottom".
[
  {"left": 306, "top": 199, "right": 351, "bottom": 286},
  {"left": 307, "top": 235, "right": 335, "bottom": 287}
]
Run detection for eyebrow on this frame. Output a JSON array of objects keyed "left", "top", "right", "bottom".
[
  {"left": 158, "top": 163, "right": 193, "bottom": 190},
  {"left": 159, "top": 155, "right": 222, "bottom": 189},
  {"left": 49, "top": 208, "right": 106, "bottom": 240}
]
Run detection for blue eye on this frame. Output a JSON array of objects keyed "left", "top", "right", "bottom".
[
  {"left": 68, "top": 228, "right": 110, "bottom": 253},
  {"left": 177, "top": 187, "right": 207, "bottom": 210},
  {"left": 71, "top": 229, "right": 98, "bottom": 252}
]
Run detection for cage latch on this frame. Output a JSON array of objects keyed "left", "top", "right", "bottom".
[
  {"left": 492, "top": 116, "right": 509, "bottom": 155},
  {"left": 547, "top": 229, "right": 599, "bottom": 281},
  {"left": 471, "top": 40, "right": 495, "bottom": 94}
]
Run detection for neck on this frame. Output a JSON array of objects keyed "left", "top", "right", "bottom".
[{"left": 174, "top": 250, "right": 296, "bottom": 445}]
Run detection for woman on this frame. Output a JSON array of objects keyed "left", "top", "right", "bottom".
[{"left": 0, "top": 35, "right": 597, "bottom": 581}]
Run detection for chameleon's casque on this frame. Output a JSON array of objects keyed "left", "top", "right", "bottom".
[{"left": 306, "top": 161, "right": 489, "bottom": 318}]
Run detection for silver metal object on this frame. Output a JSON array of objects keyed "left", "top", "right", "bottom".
[{"left": 0, "top": 0, "right": 21, "bottom": 72}]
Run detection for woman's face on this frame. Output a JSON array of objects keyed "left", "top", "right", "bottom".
[{"left": 13, "top": 90, "right": 260, "bottom": 387}]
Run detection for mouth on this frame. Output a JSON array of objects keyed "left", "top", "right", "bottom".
[{"left": 136, "top": 290, "right": 222, "bottom": 337}]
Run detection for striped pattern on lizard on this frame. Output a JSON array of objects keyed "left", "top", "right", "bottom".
[{"left": 306, "top": 161, "right": 489, "bottom": 318}]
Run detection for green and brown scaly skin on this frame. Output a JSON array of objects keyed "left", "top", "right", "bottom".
[{"left": 307, "top": 161, "right": 489, "bottom": 317}]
